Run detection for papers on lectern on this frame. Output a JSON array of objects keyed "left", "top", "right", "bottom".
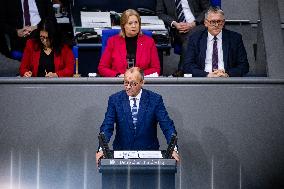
[
  {"left": 114, "top": 151, "right": 139, "bottom": 159},
  {"left": 138, "top": 151, "right": 163, "bottom": 158},
  {"left": 114, "top": 151, "right": 163, "bottom": 159}
]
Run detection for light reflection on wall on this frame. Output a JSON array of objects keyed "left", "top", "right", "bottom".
[{"left": 0, "top": 182, "right": 33, "bottom": 189}]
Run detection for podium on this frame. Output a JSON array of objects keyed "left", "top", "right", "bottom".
[{"left": 99, "top": 158, "right": 177, "bottom": 189}]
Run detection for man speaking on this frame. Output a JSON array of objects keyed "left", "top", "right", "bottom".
[{"left": 96, "top": 67, "right": 180, "bottom": 164}]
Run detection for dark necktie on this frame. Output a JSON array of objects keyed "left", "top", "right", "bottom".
[
  {"left": 23, "top": 0, "right": 31, "bottom": 26},
  {"left": 212, "top": 36, "right": 218, "bottom": 71},
  {"left": 175, "top": 0, "right": 186, "bottom": 23},
  {"left": 131, "top": 98, "right": 138, "bottom": 127}
]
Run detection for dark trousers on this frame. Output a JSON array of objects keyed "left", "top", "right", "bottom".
[{"left": 0, "top": 33, "right": 10, "bottom": 57}]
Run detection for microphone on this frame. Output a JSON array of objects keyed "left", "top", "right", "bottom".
[
  {"left": 164, "top": 133, "right": 178, "bottom": 159},
  {"left": 98, "top": 132, "right": 113, "bottom": 159}
]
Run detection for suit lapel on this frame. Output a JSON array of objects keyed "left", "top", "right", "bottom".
[
  {"left": 122, "top": 92, "right": 133, "bottom": 130},
  {"left": 169, "top": 0, "right": 177, "bottom": 17},
  {"left": 136, "top": 89, "right": 149, "bottom": 135},
  {"left": 187, "top": 0, "right": 195, "bottom": 15},
  {"left": 33, "top": 49, "right": 41, "bottom": 76},
  {"left": 118, "top": 36, "right": 127, "bottom": 66},
  {"left": 222, "top": 30, "right": 229, "bottom": 69},
  {"left": 136, "top": 35, "right": 143, "bottom": 65},
  {"left": 54, "top": 53, "right": 60, "bottom": 72},
  {"left": 200, "top": 31, "right": 208, "bottom": 69}
]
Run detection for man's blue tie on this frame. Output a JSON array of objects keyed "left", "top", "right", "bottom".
[
  {"left": 212, "top": 36, "right": 218, "bottom": 71},
  {"left": 131, "top": 98, "right": 138, "bottom": 128},
  {"left": 175, "top": 0, "right": 186, "bottom": 23}
]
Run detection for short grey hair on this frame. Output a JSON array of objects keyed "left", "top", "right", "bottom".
[
  {"left": 126, "top": 67, "right": 144, "bottom": 81},
  {"left": 205, "top": 6, "right": 225, "bottom": 20}
]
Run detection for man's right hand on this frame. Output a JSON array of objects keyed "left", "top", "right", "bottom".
[
  {"left": 96, "top": 151, "right": 104, "bottom": 167},
  {"left": 173, "top": 21, "right": 196, "bottom": 33},
  {"left": 207, "top": 69, "right": 229, "bottom": 78}
]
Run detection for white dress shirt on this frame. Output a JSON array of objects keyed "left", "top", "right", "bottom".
[
  {"left": 171, "top": 0, "right": 195, "bottom": 27},
  {"left": 180, "top": 0, "right": 195, "bottom": 23},
  {"left": 204, "top": 31, "right": 225, "bottom": 73},
  {"left": 129, "top": 89, "right": 142, "bottom": 112},
  {"left": 21, "top": 0, "right": 41, "bottom": 27}
]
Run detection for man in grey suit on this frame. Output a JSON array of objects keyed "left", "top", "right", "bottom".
[{"left": 156, "top": 0, "right": 210, "bottom": 75}]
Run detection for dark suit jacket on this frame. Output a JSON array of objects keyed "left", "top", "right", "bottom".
[
  {"left": 2, "top": 0, "right": 55, "bottom": 35},
  {"left": 156, "top": 0, "right": 210, "bottom": 26},
  {"left": 100, "top": 89, "right": 176, "bottom": 150},
  {"left": 0, "top": 0, "right": 55, "bottom": 50},
  {"left": 183, "top": 28, "right": 250, "bottom": 77}
]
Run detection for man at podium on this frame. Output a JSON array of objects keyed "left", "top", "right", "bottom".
[{"left": 96, "top": 67, "right": 180, "bottom": 165}]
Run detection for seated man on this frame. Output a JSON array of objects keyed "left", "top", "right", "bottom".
[
  {"left": 96, "top": 67, "right": 179, "bottom": 165},
  {"left": 1, "top": 0, "right": 55, "bottom": 54},
  {"left": 156, "top": 0, "right": 210, "bottom": 76},
  {"left": 183, "top": 6, "right": 249, "bottom": 77}
]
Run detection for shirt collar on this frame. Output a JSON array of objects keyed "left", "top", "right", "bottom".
[
  {"left": 129, "top": 89, "right": 143, "bottom": 101},
  {"left": 208, "top": 30, "right": 223, "bottom": 41}
]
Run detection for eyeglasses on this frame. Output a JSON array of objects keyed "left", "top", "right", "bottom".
[
  {"left": 207, "top": 19, "right": 224, "bottom": 26},
  {"left": 40, "top": 36, "right": 49, "bottom": 40},
  {"left": 123, "top": 81, "right": 140, "bottom": 87}
]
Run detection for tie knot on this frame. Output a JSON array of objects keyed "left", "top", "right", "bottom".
[
  {"left": 213, "top": 36, "right": 218, "bottom": 41},
  {"left": 132, "top": 98, "right": 137, "bottom": 105}
]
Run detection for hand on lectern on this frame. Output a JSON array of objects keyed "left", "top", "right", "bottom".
[
  {"left": 172, "top": 151, "right": 180, "bottom": 162},
  {"left": 96, "top": 151, "right": 104, "bottom": 167}
]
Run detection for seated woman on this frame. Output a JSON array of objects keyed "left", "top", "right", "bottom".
[
  {"left": 19, "top": 19, "right": 74, "bottom": 77},
  {"left": 98, "top": 9, "right": 160, "bottom": 77}
]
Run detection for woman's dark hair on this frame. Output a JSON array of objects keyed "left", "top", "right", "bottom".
[{"left": 34, "top": 19, "right": 62, "bottom": 54}]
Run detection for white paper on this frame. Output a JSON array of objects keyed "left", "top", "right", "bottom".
[
  {"left": 114, "top": 151, "right": 139, "bottom": 159},
  {"left": 81, "top": 11, "right": 111, "bottom": 28},
  {"left": 138, "top": 151, "right": 163, "bottom": 158},
  {"left": 145, "top": 72, "right": 159, "bottom": 77},
  {"left": 140, "top": 16, "right": 166, "bottom": 31},
  {"left": 114, "top": 150, "right": 163, "bottom": 159}
]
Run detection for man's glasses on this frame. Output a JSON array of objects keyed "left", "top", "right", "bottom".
[
  {"left": 207, "top": 19, "right": 224, "bottom": 26},
  {"left": 123, "top": 81, "right": 140, "bottom": 87}
]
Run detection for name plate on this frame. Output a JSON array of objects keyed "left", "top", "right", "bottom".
[
  {"left": 101, "top": 159, "right": 176, "bottom": 166},
  {"left": 113, "top": 150, "right": 163, "bottom": 159}
]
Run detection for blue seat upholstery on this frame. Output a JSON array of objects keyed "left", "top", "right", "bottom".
[
  {"left": 211, "top": 0, "right": 221, "bottom": 7},
  {"left": 11, "top": 50, "right": 23, "bottom": 61},
  {"left": 101, "top": 29, "right": 152, "bottom": 54},
  {"left": 72, "top": 45, "right": 79, "bottom": 73}
]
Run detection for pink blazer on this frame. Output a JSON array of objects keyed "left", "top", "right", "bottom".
[
  {"left": 19, "top": 39, "right": 74, "bottom": 77},
  {"left": 98, "top": 34, "right": 160, "bottom": 77}
]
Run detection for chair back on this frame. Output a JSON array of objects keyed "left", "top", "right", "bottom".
[
  {"left": 72, "top": 46, "right": 79, "bottom": 73},
  {"left": 11, "top": 51, "right": 23, "bottom": 61},
  {"left": 211, "top": 0, "right": 221, "bottom": 7}
]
